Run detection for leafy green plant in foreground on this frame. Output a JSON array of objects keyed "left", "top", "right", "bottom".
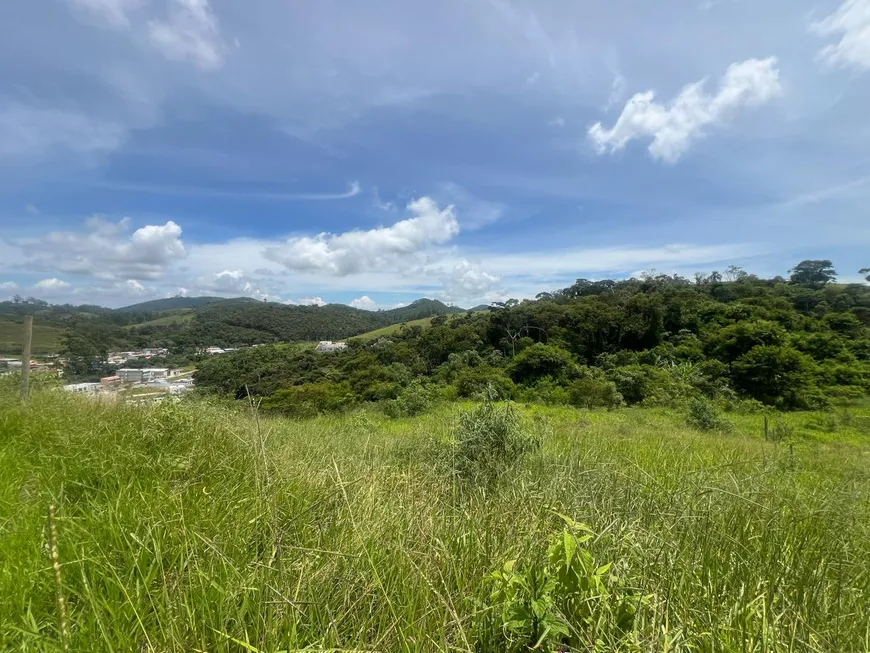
[{"left": 478, "top": 515, "right": 645, "bottom": 652}]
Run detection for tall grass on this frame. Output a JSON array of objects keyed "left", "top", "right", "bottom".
[{"left": 1, "top": 391, "right": 868, "bottom": 651}]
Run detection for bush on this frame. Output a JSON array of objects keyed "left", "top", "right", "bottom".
[
  {"left": 450, "top": 390, "right": 540, "bottom": 484},
  {"left": 687, "top": 398, "right": 733, "bottom": 432},
  {"left": 454, "top": 368, "right": 516, "bottom": 400},
  {"left": 567, "top": 377, "right": 624, "bottom": 409},
  {"left": 508, "top": 343, "right": 576, "bottom": 384},
  {"left": 262, "top": 381, "right": 354, "bottom": 418},
  {"left": 383, "top": 382, "right": 434, "bottom": 418}
]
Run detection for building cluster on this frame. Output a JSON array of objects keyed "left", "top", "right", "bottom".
[
  {"left": 316, "top": 340, "right": 348, "bottom": 352},
  {"left": 0, "top": 357, "right": 55, "bottom": 373},
  {"left": 107, "top": 348, "right": 169, "bottom": 366}
]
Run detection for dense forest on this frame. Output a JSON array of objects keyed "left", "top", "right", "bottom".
[{"left": 195, "top": 261, "right": 870, "bottom": 414}]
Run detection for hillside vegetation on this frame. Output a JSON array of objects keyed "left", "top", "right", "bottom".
[
  {"left": 196, "top": 263, "right": 870, "bottom": 413},
  {"left": 0, "top": 297, "right": 463, "bottom": 358},
  {"left": 0, "top": 320, "right": 64, "bottom": 356},
  {"left": 1, "top": 388, "right": 868, "bottom": 651}
]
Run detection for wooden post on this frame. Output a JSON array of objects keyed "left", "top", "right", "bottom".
[{"left": 20, "top": 316, "right": 33, "bottom": 400}]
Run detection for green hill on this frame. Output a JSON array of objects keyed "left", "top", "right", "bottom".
[
  {"left": 116, "top": 296, "right": 233, "bottom": 312},
  {"left": 0, "top": 319, "right": 64, "bottom": 356}
]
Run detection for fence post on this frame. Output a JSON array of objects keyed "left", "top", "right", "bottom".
[{"left": 20, "top": 316, "right": 33, "bottom": 400}]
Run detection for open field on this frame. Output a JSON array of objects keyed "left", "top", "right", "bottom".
[
  {"left": 1, "top": 391, "right": 868, "bottom": 651},
  {"left": 0, "top": 320, "right": 64, "bottom": 355},
  {"left": 352, "top": 312, "right": 476, "bottom": 341},
  {"left": 122, "top": 310, "right": 196, "bottom": 330}
]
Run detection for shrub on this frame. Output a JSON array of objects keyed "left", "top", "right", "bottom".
[
  {"left": 567, "top": 377, "right": 624, "bottom": 409},
  {"left": 508, "top": 343, "right": 576, "bottom": 385},
  {"left": 450, "top": 390, "right": 540, "bottom": 484},
  {"left": 687, "top": 398, "right": 733, "bottom": 432},
  {"left": 383, "top": 382, "right": 434, "bottom": 418},
  {"left": 455, "top": 368, "right": 516, "bottom": 400},
  {"left": 262, "top": 381, "right": 354, "bottom": 418}
]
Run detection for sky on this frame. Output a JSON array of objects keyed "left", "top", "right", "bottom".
[{"left": 1, "top": 0, "right": 869, "bottom": 309}]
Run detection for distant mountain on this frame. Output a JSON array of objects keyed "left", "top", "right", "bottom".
[
  {"left": 470, "top": 304, "right": 493, "bottom": 311},
  {"left": 1, "top": 295, "right": 472, "bottom": 353},
  {"left": 116, "top": 296, "right": 236, "bottom": 312},
  {"left": 381, "top": 298, "right": 464, "bottom": 322}
]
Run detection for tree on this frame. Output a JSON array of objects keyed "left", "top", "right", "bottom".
[
  {"left": 860, "top": 268, "right": 870, "bottom": 283},
  {"left": 731, "top": 345, "right": 820, "bottom": 409},
  {"left": 789, "top": 260, "right": 837, "bottom": 287}
]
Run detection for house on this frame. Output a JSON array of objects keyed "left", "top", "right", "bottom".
[
  {"left": 144, "top": 368, "right": 169, "bottom": 381},
  {"left": 100, "top": 375, "right": 121, "bottom": 385},
  {"left": 117, "top": 368, "right": 145, "bottom": 383},
  {"left": 205, "top": 346, "right": 225, "bottom": 355},
  {"left": 316, "top": 340, "right": 347, "bottom": 352},
  {"left": 64, "top": 382, "right": 101, "bottom": 394}
]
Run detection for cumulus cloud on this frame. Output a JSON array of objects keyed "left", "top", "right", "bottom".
[
  {"left": 207, "top": 269, "right": 268, "bottom": 299},
  {"left": 17, "top": 216, "right": 186, "bottom": 281},
  {"left": 264, "top": 197, "right": 459, "bottom": 275},
  {"left": 34, "top": 278, "right": 72, "bottom": 291},
  {"left": 588, "top": 58, "right": 782, "bottom": 163},
  {"left": 0, "top": 281, "right": 18, "bottom": 290},
  {"left": 441, "top": 259, "right": 502, "bottom": 302},
  {"left": 812, "top": 0, "right": 870, "bottom": 71},
  {"left": 124, "top": 279, "right": 147, "bottom": 294},
  {"left": 148, "top": 0, "right": 225, "bottom": 70},
  {"left": 350, "top": 295, "right": 378, "bottom": 310},
  {"left": 299, "top": 296, "right": 327, "bottom": 306}
]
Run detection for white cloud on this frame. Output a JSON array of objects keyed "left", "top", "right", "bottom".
[
  {"left": 17, "top": 216, "right": 186, "bottom": 281},
  {"left": 34, "top": 278, "right": 72, "bottom": 291},
  {"left": 298, "top": 296, "right": 327, "bottom": 306},
  {"left": 68, "top": 0, "right": 141, "bottom": 28},
  {"left": 207, "top": 269, "right": 268, "bottom": 299},
  {"left": 148, "top": 0, "right": 225, "bottom": 70},
  {"left": 264, "top": 197, "right": 459, "bottom": 275},
  {"left": 125, "top": 279, "right": 147, "bottom": 294},
  {"left": 0, "top": 281, "right": 18, "bottom": 290},
  {"left": 0, "top": 102, "right": 126, "bottom": 159},
  {"left": 441, "top": 259, "right": 502, "bottom": 302},
  {"left": 549, "top": 116, "right": 566, "bottom": 128},
  {"left": 24, "top": 204, "right": 40, "bottom": 215},
  {"left": 177, "top": 287, "right": 188, "bottom": 297},
  {"left": 350, "top": 295, "right": 378, "bottom": 310},
  {"left": 812, "top": 0, "right": 870, "bottom": 71},
  {"left": 588, "top": 57, "right": 782, "bottom": 163}
]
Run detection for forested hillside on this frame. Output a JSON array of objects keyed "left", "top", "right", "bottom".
[
  {"left": 0, "top": 295, "right": 464, "bottom": 356},
  {"left": 196, "top": 262, "right": 870, "bottom": 412}
]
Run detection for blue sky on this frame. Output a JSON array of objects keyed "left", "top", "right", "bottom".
[{"left": 1, "top": 0, "right": 869, "bottom": 309}]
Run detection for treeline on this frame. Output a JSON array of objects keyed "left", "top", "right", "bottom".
[{"left": 195, "top": 261, "right": 870, "bottom": 414}]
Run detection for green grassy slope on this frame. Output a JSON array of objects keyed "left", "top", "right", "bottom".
[
  {"left": 351, "top": 315, "right": 440, "bottom": 341},
  {"left": 122, "top": 309, "right": 196, "bottom": 329},
  {"left": 1, "top": 391, "right": 868, "bottom": 651},
  {"left": 0, "top": 320, "right": 64, "bottom": 355}
]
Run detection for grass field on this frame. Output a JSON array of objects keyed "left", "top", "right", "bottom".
[
  {"left": 0, "top": 319, "right": 64, "bottom": 355},
  {"left": 122, "top": 310, "right": 196, "bottom": 330},
  {"left": 352, "top": 313, "right": 471, "bottom": 341},
  {"left": 1, "top": 390, "right": 868, "bottom": 651}
]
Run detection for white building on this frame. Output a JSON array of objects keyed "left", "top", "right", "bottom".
[
  {"left": 316, "top": 340, "right": 348, "bottom": 352},
  {"left": 64, "top": 383, "right": 101, "bottom": 394},
  {"left": 117, "top": 368, "right": 169, "bottom": 383},
  {"left": 205, "top": 347, "right": 225, "bottom": 355}
]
